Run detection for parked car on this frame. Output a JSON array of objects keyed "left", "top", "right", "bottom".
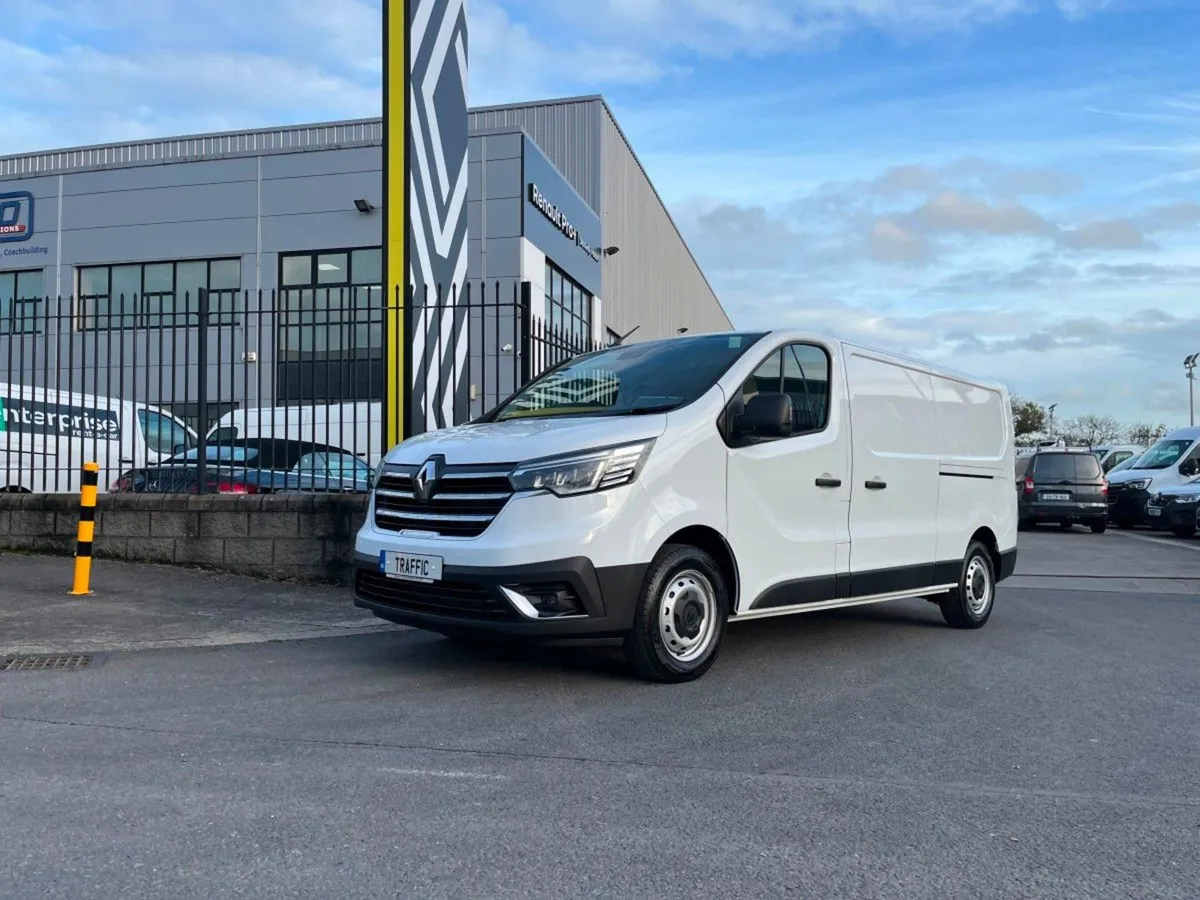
[
  {"left": 1145, "top": 483, "right": 1200, "bottom": 537},
  {"left": 1016, "top": 449, "right": 1109, "bottom": 532},
  {"left": 111, "top": 438, "right": 373, "bottom": 494},
  {"left": 1106, "top": 454, "right": 1143, "bottom": 475},
  {"left": 353, "top": 329, "right": 1018, "bottom": 683},
  {"left": 1092, "top": 444, "right": 1145, "bottom": 474},
  {"left": 1106, "top": 427, "right": 1200, "bottom": 528}
]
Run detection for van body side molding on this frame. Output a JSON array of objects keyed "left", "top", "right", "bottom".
[{"left": 749, "top": 560, "right": 967, "bottom": 611}]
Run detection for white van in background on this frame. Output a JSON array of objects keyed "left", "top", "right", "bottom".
[
  {"left": 1105, "top": 426, "right": 1200, "bottom": 528},
  {"left": 207, "top": 402, "right": 382, "bottom": 466},
  {"left": 0, "top": 383, "right": 197, "bottom": 493},
  {"left": 353, "top": 330, "right": 1018, "bottom": 682}
]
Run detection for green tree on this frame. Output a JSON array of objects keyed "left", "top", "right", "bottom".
[{"left": 1011, "top": 394, "right": 1047, "bottom": 439}]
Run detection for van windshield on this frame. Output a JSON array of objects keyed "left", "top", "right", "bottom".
[
  {"left": 1133, "top": 439, "right": 1192, "bottom": 470},
  {"left": 489, "top": 332, "right": 767, "bottom": 422}
]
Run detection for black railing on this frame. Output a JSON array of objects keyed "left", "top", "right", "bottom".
[{"left": 1, "top": 281, "right": 601, "bottom": 495}]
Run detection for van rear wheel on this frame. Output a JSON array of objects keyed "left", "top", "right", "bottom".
[
  {"left": 938, "top": 541, "right": 995, "bottom": 630},
  {"left": 623, "top": 544, "right": 729, "bottom": 683}
]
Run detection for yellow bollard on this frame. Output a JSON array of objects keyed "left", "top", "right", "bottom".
[{"left": 70, "top": 462, "right": 100, "bottom": 596}]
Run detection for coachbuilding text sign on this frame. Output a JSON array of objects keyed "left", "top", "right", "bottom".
[{"left": 529, "top": 184, "right": 601, "bottom": 262}]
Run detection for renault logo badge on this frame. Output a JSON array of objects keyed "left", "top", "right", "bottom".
[{"left": 413, "top": 457, "right": 442, "bottom": 503}]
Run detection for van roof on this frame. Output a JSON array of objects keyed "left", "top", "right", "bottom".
[
  {"left": 1163, "top": 426, "right": 1200, "bottom": 441},
  {"left": 759, "top": 329, "right": 1007, "bottom": 392}
]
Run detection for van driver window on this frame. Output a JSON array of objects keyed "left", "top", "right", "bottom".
[
  {"left": 741, "top": 343, "right": 831, "bottom": 435},
  {"left": 138, "top": 410, "right": 191, "bottom": 455}
]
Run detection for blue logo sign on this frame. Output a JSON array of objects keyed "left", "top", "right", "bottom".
[{"left": 0, "top": 191, "right": 34, "bottom": 243}]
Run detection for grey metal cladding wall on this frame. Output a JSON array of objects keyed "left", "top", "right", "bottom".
[
  {"left": 599, "top": 109, "right": 732, "bottom": 340},
  {"left": 468, "top": 99, "right": 602, "bottom": 211},
  {"left": 0, "top": 120, "right": 383, "bottom": 179}
]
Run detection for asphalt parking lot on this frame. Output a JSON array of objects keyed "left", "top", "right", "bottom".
[{"left": 2, "top": 529, "right": 1198, "bottom": 900}]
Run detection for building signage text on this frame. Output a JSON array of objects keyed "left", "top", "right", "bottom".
[
  {"left": 0, "top": 191, "right": 34, "bottom": 243},
  {"left": 528, "top": 183, "right": 601, "bottom": 262}
]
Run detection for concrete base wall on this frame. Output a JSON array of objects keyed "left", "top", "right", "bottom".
[{"left": 0, "top": 493, "right": 369, "bottom": 584}]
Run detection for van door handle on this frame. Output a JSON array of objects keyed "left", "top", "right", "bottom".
[
  {"left": 815, "top": 477, "right": 842, "bottom": 488},
  {"left": 865, "top": 479, "right": 888, "bottom": 490}
]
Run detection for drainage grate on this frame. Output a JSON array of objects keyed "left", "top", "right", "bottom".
[{"left": 0, "top": 654, "right": 94, "bottom": 672}]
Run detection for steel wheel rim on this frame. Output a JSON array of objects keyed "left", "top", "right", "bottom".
[
  {"left": 658, "top": 569, "right": 718, "bottom": 663},
  {"left": 965, "top": 556, "right": 992, "bottom": 615}
]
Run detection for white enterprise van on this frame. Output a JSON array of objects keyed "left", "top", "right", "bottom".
[
  {"left": 0, "top": 383, "right": 196, "bottom": 494},
  {"left": 353, "top": 330, "right": 1018, "bottom": 682}
]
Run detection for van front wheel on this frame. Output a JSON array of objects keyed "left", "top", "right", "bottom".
[
  {"left": 938, "top": 541, "right": 995, "bottom": 630},
  {"left": 623, "top": 544, "right": 729, "bottom": 683}
]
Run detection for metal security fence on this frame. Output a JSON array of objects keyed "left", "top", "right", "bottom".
[{"left": 1, "top": 281, "right": 601, "bottom": 494}]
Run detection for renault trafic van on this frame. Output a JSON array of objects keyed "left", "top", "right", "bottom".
[
  {"left": 1, "top": 383, "right": 196, "bottom": 493},
  {"left": 353, "top": 330, "right": 1018, "bottom": 682},
  {"left": 1106, "top": 426, "right": 1200, "bottom": 528}
]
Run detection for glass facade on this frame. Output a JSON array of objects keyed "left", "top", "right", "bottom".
[
  {"left": 0, "top": 269, "right": 43, "bottom": 335},
  {"left": 545, "top": 260, "right": 592, "bottom": 342},
  {"left": 78, "top": 258, "right": 241, "bottom": 329}
]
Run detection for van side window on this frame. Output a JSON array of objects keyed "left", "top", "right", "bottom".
[{"left": 741, "top": 343, "right": 831, "bottom": 436}]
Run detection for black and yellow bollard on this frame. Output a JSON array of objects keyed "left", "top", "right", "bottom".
[{"left": 70, "top": 462, "right": 100, "bottom": 596}]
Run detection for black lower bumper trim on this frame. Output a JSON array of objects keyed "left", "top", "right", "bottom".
[
  {"left": 353, "top": 553, "right": 647, "bottom": 642},
  {"left": 997, "top": 548, "right": 1017, "bottom": 582}
]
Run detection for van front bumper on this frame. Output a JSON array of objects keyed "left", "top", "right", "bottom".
[{"left": 352, "top": 553, "right": 647, "bottom": 644}]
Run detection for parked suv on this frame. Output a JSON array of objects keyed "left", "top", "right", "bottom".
[
  {"left": 1145, "top": 483, "right": 1200, "bottom": 538},
  {"left": 1016, "top": 450, "right": 1108, "bottom": 532}
]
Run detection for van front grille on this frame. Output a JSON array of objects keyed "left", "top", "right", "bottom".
[{"left": 373, "top": 465, "right": 514, "bottom": 538}]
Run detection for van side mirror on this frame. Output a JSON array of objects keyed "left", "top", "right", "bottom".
[
  {"left": 172, "top": 443, "right": 186, "bottom": 456},
  {"left": 1180, "top": 459, "right": 1198, "bottom": 477},
  {"left": 738, "top": 394, "right": 794, "bottom": 439}
]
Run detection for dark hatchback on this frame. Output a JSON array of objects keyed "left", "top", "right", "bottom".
[
  {"left": 1145, "top": 483, "right": 1200, "bottom": 537},
  {"left": 1016, "top": 450, "right": 1109, "bottom": 532}
]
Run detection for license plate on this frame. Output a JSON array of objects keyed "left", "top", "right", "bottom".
[
  {"left": 1041, "top": 492, "right": 1070, "bottom": 501},
  {"left": 380, "top": 551, "right": 443, "bottom": 582},
  {"left": 1147, "top": 507, "right": 1161, "bottom": 517}
]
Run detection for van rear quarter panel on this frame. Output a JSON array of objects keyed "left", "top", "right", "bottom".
[{"left": 930, "top": 374, "right": 1016, "bottom": 561}]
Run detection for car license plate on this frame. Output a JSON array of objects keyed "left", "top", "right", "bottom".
[
  {"left": 380, "top": 551, "right": 443, "bottom": 582},
  {"left": 1041, "top": 492, "right": 1070, "bottom": 501},
  {"left": 1147, "top": 507, "right": 1161, "bottom": 517}
]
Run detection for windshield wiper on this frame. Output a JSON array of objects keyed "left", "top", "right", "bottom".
[{"left": 615, "top": 404, "right": 679, "bottom": 416}]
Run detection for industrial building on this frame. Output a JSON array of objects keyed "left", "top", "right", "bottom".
[{"left": 0, "top": 95, "right": 731, "bottom": 438}]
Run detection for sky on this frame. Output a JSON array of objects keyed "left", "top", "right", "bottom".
[{"left": 3, "top": 0, "right": 1200, "bottom": 426}]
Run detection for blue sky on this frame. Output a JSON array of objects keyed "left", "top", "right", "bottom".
[{"left": 3, "top": 0, "right": 1199, "bottom": 426}]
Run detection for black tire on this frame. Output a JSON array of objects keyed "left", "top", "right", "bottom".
[
  {"left": 1170, "top": 525, "right": 1196, "bottom": 539},
  {"left": 623, "top": 543, "right": 730, "bottom": 683},
  {"left": 1090, "top": 521, "right": 1107, "bottom": 534},
  {"left": 1059, "top": 521, "right": 1073, "bottom": 530},
  {"left": 938, "top": 541, "right": 996, "bottom": 630}
]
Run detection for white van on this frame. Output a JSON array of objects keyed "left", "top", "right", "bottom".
[
  {"left": 1105, "top": 426, "right": 1200, "bottom": 528},
  {"left": 0, "top": 383, "right": 197, "bottom": 493},
  {"left": 352, "top": 330, "right": 1018, "bottom": 682},
  {"left": 1091, "top": 443, "right": 1145, "bottom": 474},
  {"left": 208, "top": 402, "right": 382, "bottom": 466}
]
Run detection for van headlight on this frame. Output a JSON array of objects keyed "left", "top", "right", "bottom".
[
  {"left": 1126, "top": 479, "right": 1152, "bottom": 491},
  {"left": 509, "top": 440, "right": 656, "bottom": 497}
]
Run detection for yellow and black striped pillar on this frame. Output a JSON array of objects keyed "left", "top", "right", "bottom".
[{"left": 70, "top": 462, "right": 100, "bottom": 596}]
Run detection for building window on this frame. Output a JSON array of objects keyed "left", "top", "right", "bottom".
[
  {"left": 78, "top": 259, "right": 241, "bottom": 329},
  {"left": 277, "top": 248, "right": 382, "bottom": 359},
  {"left": 544, "top": 260, "right": 592, "bottom": 344},
  {"left": 0, "top": 269, "right": 44, "bottom": 334}
]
